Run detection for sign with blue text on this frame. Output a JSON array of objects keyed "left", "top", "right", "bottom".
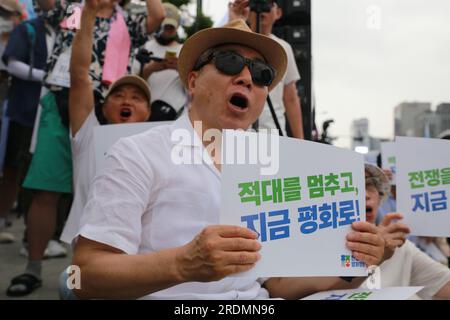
[
  {"left": 396, "top": 136, "right": 450, "bottom": 236},
  {"left": 220, "top": 130, "right": 367, "bottom": 277}
]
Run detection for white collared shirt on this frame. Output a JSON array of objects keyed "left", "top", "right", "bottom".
[
  {"left": 61, "top": 110, "right": 99, "bottom": 245},
  {"left": 78, "top": 113, "right": 269, "bottom": 300}
]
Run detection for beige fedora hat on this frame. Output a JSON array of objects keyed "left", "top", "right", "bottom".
[
  {"left": 0, "top": 0, "right": 24, "bottom": 15},
  {"left": 178, "top": 19, "right": 287, "bottom": 91}
]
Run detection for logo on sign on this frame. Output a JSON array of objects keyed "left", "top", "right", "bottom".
[{"left": 340, "top": 254, "right": 365, "bottom": 268}]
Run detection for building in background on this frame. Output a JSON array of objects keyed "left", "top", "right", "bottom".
[
  {"left": 415, "top": 111, "right": 441, "bottom": 138},
  {"left": 351, "top": 118, "right": 370, "bottom": 152},
  {"left": 394, "top": 102, "right": 431, "bottom": 137},
  {"left": 394, "top": 102, "right": 450, "bottom": 138},
  {"left": 351, "top": 117, "right": 389, "bottom": 153},
  {"left": 436, "top": 103, "right": 450, "bottom": 136}
]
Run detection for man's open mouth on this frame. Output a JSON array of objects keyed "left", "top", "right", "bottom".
[
  {"left": 120, "top": 108, "right": 132, "bottom": 118},
  {"left": 229, "top": 94, "right": 248, "bottom": 109},
  {"left": 366, "top": 206, "right": 373, "bottom": 215}
]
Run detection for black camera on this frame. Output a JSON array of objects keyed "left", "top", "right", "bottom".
[
  {"left": 135, "top": 49, "right": 163, "bottom": 65},
  {"left": 249, "top": 0, "right": 275, "bottom": 13}
]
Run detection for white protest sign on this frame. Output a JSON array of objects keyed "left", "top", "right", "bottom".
[
  {"left": 301, "top": 286, "right": 424, "bottom": 300},
  {"left": 220, "top": 130, "right": 366, "bottom": 277},
  {"left": 45, "top": 48, "right": 72, "bottom": 88},
  {"left": 363, "top": 151, "right": 379, "bottom": 166},
  {"left": 93, "top": 121, "right": 171, "bottom": 172},
  {"left": 380, "top": 142, "right": 396, "bottom": 185},
  {"left": 396, "top": 136, "right": 450, "bottom": 236}
]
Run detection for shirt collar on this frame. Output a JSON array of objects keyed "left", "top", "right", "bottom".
[{"left": 170, "top": 111, "right": 221, "bottom": 179}]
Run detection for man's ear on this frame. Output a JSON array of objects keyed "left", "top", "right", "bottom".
[
  {"left": 187, "top": 71, "right": 199, "bottom": 96},
  {"left": 275, "top": 6, "right": 283, "bottom": 21}
]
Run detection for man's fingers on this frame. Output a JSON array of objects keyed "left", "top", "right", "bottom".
[
  {"left": 351, "top": 251, "right": 380, "bottom": 266},
  {"left": 380, "top": 212, "right": 404, "bottom": 227},
  {"left": 347, "top": 228, "right": 384, "bottom": 265},
  {"left": 385, "top": 222, "right": 411, "bottom": 234},
  {"left": 385, "top": 230, "right": 408, "bottom": 243},
  {"left": 347, "top": 231, "right": 383, "bottom": 246},
  {"left": 386, "top": 239, "right": 406, "bottom": 249},
  {"left": 218, "top": 237, "right": 261, "bottom": 252},
  {"left": 221, "top": 251, "right": 261, "bottom": 265},
  {"left": 351, "top": 221, "right": 378, "bottom": 234},
  {"left": 346, "top": 241, "right": 381, "bottom": 259},
  {"left": 204, "top": 225, "right": 259, "bottom": 239}
]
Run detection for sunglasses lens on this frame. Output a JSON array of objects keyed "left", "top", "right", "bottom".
[
  {"left": 215, "top": 52, "right": 245, "bottom": 75},
  {"left": 250, "top": 61, "right": 275, "bottom": 86},
  {"left": 214, "top": 51, "right": 275, "bottom": 87}
]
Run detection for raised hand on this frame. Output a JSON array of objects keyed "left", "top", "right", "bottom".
[
  {"left": 379, "top": 212, "right": 411, "bottom": 260},
  {"left": 229, "top": 0, "right": 250, "bottom": 21},
  {"left": 346, "top": 221, "right": 385, "bottom": 266}
]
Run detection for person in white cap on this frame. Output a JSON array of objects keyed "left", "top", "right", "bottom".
[
  {"left": 137, "top": 2, "right": 187, "bottom": 121},
  {"left": 360, "top": 163, "right": 450, "bottom": 299},
  {"left": 71, "top": 19, "right": 385, "bottom": 300}
]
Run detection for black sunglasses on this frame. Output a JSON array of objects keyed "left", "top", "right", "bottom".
[{"left": 193, "top": 50, "right": 276, "bottom": 87}]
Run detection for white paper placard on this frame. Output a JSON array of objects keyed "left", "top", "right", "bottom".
[
  {"left": 45, "top": 48, "right": 72, "bottom": 88},
  {"left": 380, "top": 142, "right": 396, "bottom": 185},
  {"left": 396, "top": 136, "right": 450, "bottom": 236},
  {"left": 220, "top": 130, "right": 366, "bottom": 277},
  {"left": 302, "top": 286, "right": 424, "bottom": 300},
  {"left": 93, "top": 121, "right": 170, "bottom": 172}
]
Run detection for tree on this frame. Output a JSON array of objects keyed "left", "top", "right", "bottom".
[
  {"left": 183, "top": 12, "right": 212, "bottom": 38},
  {"left": 162, "top": 0, "right": 213, "bottom": 39}
]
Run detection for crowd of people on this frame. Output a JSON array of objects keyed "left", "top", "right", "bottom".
[{"left": 0, "top": 0, "right": 449, "bottom": 300}]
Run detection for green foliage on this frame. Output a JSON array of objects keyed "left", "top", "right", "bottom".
[{"left": 183, "top": 12, "right": 213, "bottom": 38}]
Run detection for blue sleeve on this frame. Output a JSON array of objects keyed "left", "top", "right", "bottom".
[{"left": 2, "top": 24, "right": 29, "bottom": 66}]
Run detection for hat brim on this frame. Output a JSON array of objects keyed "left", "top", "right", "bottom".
[
  {"left": 178, "top": 26, "right": 287, "bottom": 91},
  {"left": 0, "top": 2, "right": 23, "bottom": 15},
  {"left": 105, "top": 75, "right": 151, "bottom": 104},
  {"left": 162, "top": 18, "right": 179, "bottom": 29}
]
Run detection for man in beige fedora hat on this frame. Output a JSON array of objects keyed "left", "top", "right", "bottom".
[{"left": 71, "top": 20, "right": 385, "bottom": 299}]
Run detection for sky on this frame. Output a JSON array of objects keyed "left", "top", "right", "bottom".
[{"left": 200, "top": 0, "right": 450, "bottom": 148}]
